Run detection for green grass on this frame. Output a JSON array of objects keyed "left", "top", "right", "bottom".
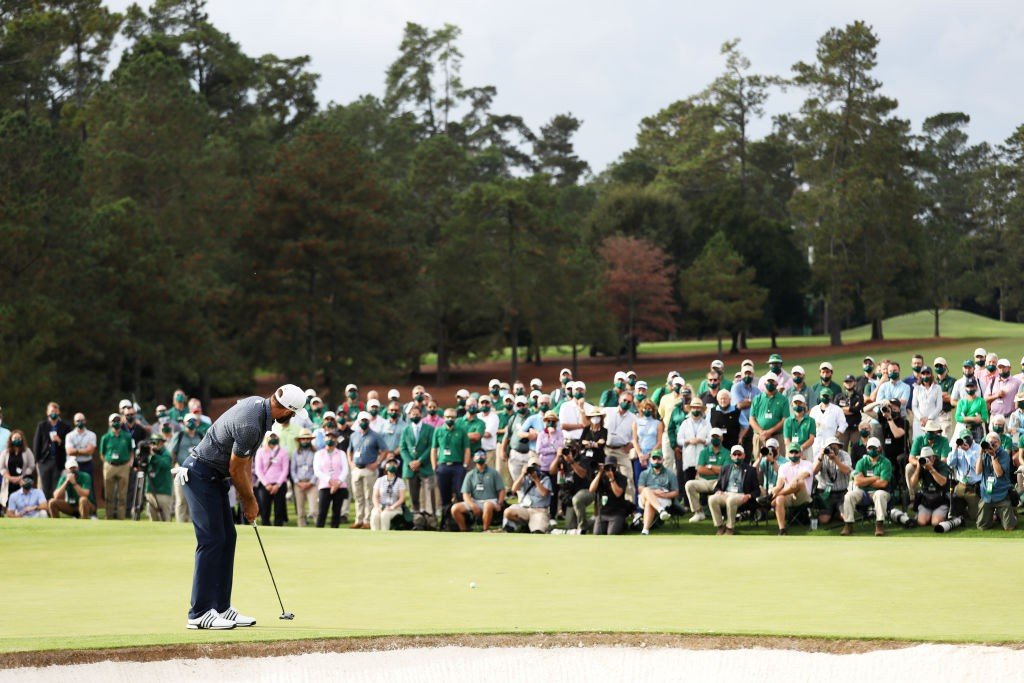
[
  {"left": 845, "top": 309, "right": 1024, "bottom": 341},
  {"left": 3, "top": 518, "right": 1022, "bottom": 653}
]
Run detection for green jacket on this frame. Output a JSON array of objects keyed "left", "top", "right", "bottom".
[{"left": 400, "top": 422, "right": 435, "bottom": 478}]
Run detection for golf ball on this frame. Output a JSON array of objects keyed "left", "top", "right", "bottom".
[{"left": 470, "top": 582, "right": 477, "bottom": 589}]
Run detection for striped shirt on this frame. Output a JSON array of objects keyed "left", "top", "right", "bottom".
[{"left": 192, "top": 397, "right": 271, "bottom": 476}]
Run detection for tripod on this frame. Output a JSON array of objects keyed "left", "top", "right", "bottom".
[{"left": 130, "top": 467, "right": 147, "bottom": 521}]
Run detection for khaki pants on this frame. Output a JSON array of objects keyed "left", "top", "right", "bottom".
[
  {"left": 370, "top": 507, "right": 403, "bottom": 531},
  {"left": 294, "top": 481, "right": 318, "bottom": 527},
  {"left": 842, "top": 487, "right": 890, "bottom": 522},
  {"left": 977, "top": 498, "right": 1017, "bottom": 530},
  {"left": 49, "top": 497, "right": 94, "bottom": 518},
  {"left": 351, "top": 467, "right": 377, "bottom": 525},
  {"left": 508, "top": 451, "right": 530, "bottom": 484},
  {"left": 104, "top": 462, "right": 131, "bottom": 520},
  {"left": 953, "top": 482, "right": 980, "bottom": 523},
  {"left": 498, "top": 448, "right": 513, "bottom": 490},
  {"left": 173, "top": 478, "right": 191, "bottom": 523},
  {"left": 685, "top": 477, "right": 717, "bottom": 512},
  {"left": 485, "top": 449, "right": 497, "bottom": 472},
  {"left": 708, "top": 491, "right": 749, "bottom": 529},
  {"left": 605, "top": 445, "right": 635, "bottom": 502},
  {"left": 505, "top": 505, "right": 550, "bottom": 532},
  {"left": 939, "top": 412, "right": 954, "bottom": 440},
  {"left": 145, "top": 493, "right": 173, "bottom": 522}
]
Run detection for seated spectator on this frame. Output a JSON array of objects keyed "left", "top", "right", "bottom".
[
  {"left": 754, "top": 437, "right": 782, "bottom": 498},
  {"left": 549, "top": 439, "right": 595, "bottom": 534},
  {"left": 771, "top": 442, "right": 814, "bottom": 535},
  {"left": 841, "top": 437, "right": 893, "bottom": 536},
  {"left": 637, "top": 451, "right": 679, "bottom": 536},
  {"left": 1, "top": 430, "right": 35, "bottom": 512},
  {"left": 5, "top": 476, "right": 48, "bottom": 518},
  {"left": 314, "top": 434, "right": 349, "bottom": 528},
  {"left": 908, "top": 445, "right": 951, "bottom": 527},
  {"left": 254, "top": 432, "right": 291, "bottom": 527},
  {"left": 144, "top": 433, "right": 173, "bottom": 522},
  {"left": 589, "top": 456, "right": 628, "bottom": 534},
  {"left": 708, "top": 445, "right": 758, "bottom": 535},
  {"left": 685, "top": 427, "right": 728, "bottom": 522},
  {"left": 452, "top": 451, "right": 506, "bottom": 531},
  {"left": 976, "top": 433, "right": 1016, "bottom": 531},
  {"left": 48, "top": 458, "right": 95, "bottom": 519},
  {"left": 370, "top": 458, "right": 406, "bottom": 531},
  {"left": 813, "top": 436, "right": 851, "bottom": 526},
  {"left": 948, "top": 428, "right": 981, "bottom": 523},
  {"left": 503, "top": 456, "right": 551, "bottom": 533}
]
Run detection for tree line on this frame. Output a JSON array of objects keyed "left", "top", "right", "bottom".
[{"left": 2, "top": 3, "right": 1022, "bottom": 429}]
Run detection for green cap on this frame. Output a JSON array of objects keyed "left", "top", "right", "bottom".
[
  {"left": 787, "top": 442, "right": 801, "bottom": 453},
  {"left": 962, "top": 359, "right": 973, "bottom": 368},
  {"left": 768, "top": 353, "right": 783, "bottom": 364},
  {"left": 819, "top": 388, "right": 833, "bottom": 397}
]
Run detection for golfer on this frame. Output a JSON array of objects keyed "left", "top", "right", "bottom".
[{"left": 178, "top": 384, "right": 305, "bottom": 630}]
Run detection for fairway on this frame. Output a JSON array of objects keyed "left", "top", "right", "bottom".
[{"left": 1, "top": 519, "right": 1011, "bottom": 654}]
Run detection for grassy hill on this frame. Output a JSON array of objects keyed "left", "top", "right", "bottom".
[{"left": 844, "top": 309, "right": 1024, "bottom": 341}]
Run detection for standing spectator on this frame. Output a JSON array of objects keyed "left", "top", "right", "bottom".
[
  {"left": 782, "top": 394, "right": 816, "bottom": 461},
  {"left": 950, "top": 359, "right": 977, "bottom": 412},
  {"left": 912, "top": 366, "right": 943, "bottom": 441},
  {"left": 32, "top": 402, "right": 71, "bottom": 499},
  {"left": 432, "top": 408, "right": 470, "bottom": 510},
  {"left": 699, "top": 370, "right": 724, "bottom": 407},
  {"left": 502, "top": 396, "right": 533, "bottom": 483},
  {"left": 457, "top": 400, "right": 486, "bottom": 459},
  {"left": 976, "top": 434, "right": 1016, "bottom": 531},
  {"left": 535, "top": 411, "right": 564, "bottom": 517},
  {"left": 600, "top": 371, "right": 628, "bottom": 408},
  {"left": 855, "top": 357, "right": 877, "bottom": 397},
  {"left": 349, "top": 412, "right": 385, "bottom": 529},
  {"left": 875, "top": 362, "right": 912, "bottom": 416},
  {"left": 453, "top": 389, "right": 470, "bottom": 418},
  {"left": 338, "top": 384, "right": 364, "bottom": 422},
  {"left": 838, "top": 375, "right": 864, "bottom": 449},
  {"left": 657, "top": 374, "right": 685, "bottom": 424},
  {"left": 5, "top": 476, "right": 48, "bottom": 518},
  {"left": 452, "top": 452, "right": 506, "bottom": 531},
  {"left": 808, "top": 389, "right": 845, "bottom": 459},
  {"left": 589, "top": 456, "right": 628, "bottom": 534},
  {"left": 254, "top": 432, "right": 290, "bottom": 527},
  {"left": 632, "top": 399, "right": 664, "bottom": 477},
  {"left": 551, "top": 368, "right": 573, "bottom": 407},
  {"left": 771, "top": 443, "right": 814, "bottom": 535},
  {"left": 933, "top": 358, "right": 957, "bottom": 439},
  {"left": 186, "top": 398, "right": 213, "bottom": 433},
  {"left": 841, "top": 437, "right": 893, "bottom": 536},
  {"left": 404, "top": 385, "right": 428, "bottom": 417},
  {"left": 503, "top": 456, "right": 552, "bottom": 533},
  {"left": 785, "top": 366, "right": 809, "bottom": 402},
  {"left": 0, "top": 406, "right": 9, "bottom": 457},
  {"left": 168, "top": 416, "right": 203, "bottom": 523},
  {"left": 401, "top": 404, "right": 436, "bottom": 515},
  {"left": 637, "top": 452, "right": 679, "bottom": 535},
  {"left": 290, "top": 428, "right": 318, "bottom": 527},
  {"left": 709, "top": 390, "right": 741, "bottom": 450},
  {"left": 120, "top": 401, "right": 149, "bottom": 513},
  {"left": 1, "top": 430, "right": 35, "bottom": 512},
  {"left": 307, "top": 396, "right": 326, "bottom": 427},
  {"left": 65, "top": 414, "right": 97, "bottom": 480},
  {"left": 580, "top": 407, "right": 608, "bottom": 463},
  {"left": 758, "top": 353, "right": 792, "bottom": 392},
  {"left": 168, "top": 389, "right": 189, "bottom": 423},
  {"left": 100, "top": 413, "right": 134, "bottom": 520},
  {"left": 377, "top": 401, "right": 407, "bottom": 468},
  {"left": 313, "top": 433, "right": 349, "bottom": 528},
  {"left": 558, "top": 382, "right": 590, "bottom": 442},
  {"left": 983, "top": 358, "right": 1022, "bottom": 420},
  {"left": 48, "top": 458, "right": 96, "bottom": 519},
  {"left": 477, "top": 396, "right": 500, "bottom": 471},
  {"left": 750, "top": 372, "right": 789, "bottom": 457},
  {"left": 731, "top": 363, "right": 759, "bottom": 448},
  {"left": 604, "top": 390, "right": 638, "bottom": 502},
  {"left": 423, "top": 400, "right": 444, "bottom": 429},
  {"left": 652, "top": 371, "right": 680, "bottom": 408},
  {"left": 144, "top": 433, "right": 174, "bottom": 522},
  {"left": 955, "top": 378, "right": 989, "bottom": 441},
  {"left": 676, "top": 399, "right": 710, "bottom": 503},
  {"left": 809, "top": 362, "right": 844, "bottom": 407},
  {"left": 708, "top": 445, "right": 759, "bottom": 535},
  {"left": 370, "top": 459, "right": 406, "bottom": 531}
]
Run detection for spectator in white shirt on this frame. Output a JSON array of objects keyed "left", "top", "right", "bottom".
[
  {"left": 370, "top": 458, "right": 406, "bottom": 531},
  {"left": 911, "top": 365, "right": 943, "bottom": 440},
  {"left": 677, "top": 397, "right": 711, "bottom": 501},
  {"left": 477, "top": 395, "right": 500, "bottom": 470},
  {"left": 558, "top": 382, "right": 591, "bottom": 441},
  {"left": 809, "top": 388, "right": 845, "bottom": 459}
]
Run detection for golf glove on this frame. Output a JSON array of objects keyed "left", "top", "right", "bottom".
[{"left": 172, "top": 466, "right": 189, "bottom": 486}]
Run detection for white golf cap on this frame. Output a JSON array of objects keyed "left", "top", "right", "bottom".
[
  {"left": 108, "top": 413, "right": 120, "bottom": 423},
  {"left": 933, "top": 357, "right": 947, "bottom": 366},
  {"left": 118, "top": 399, "right": 132, "bottom": 410},
  {"left": 614, "top": 371, "right": 628, "bottom": 381},
  {"left": 764, "top": 371, "right": 780, "bottom": 382},
  {"left": 538, "top": 393, "right": 551, "bottom": 403},
  {"left": 730, "top": 445, "right": 745, "bottom": 455},
  {"left": 765, "top": 437, "right": 780, "bottom": 449},
  {"left": 367, "top": 398, "right": 381, "bottom": 409},
  {"left": 791, "top": 394, "right": 806, "bottom": 404},
  {"left": 636, "top": 380, "right": 648, "bottom": 390},
  {"left": 488, "top": 378, "right": 500, "bottom": 388},
  {"left": 345, "top": 383, "right": 358, "bottom": 392},
  {"left": 514, "top": 395, "right": 528, "bottom": 406},
  {"left": 530, "top": 377, "right": 543, "bottom": 387},
  {"left": 576, "top": 381, "right": 587, "bottom": 391},
  {"left": 65, "top": 457, "right": 78, "bottom": 469},
  {"left": 560, "top": 368, "right": 572, "bottom": 377},
  {"left": 919, "top": 446, "right": 935, "bottom": 458},
  {"left": 356, "top": 411, "right": 372, "bottom": 422},
  {"left": 741, "top": 359, "right": 754, "bottom": 369},
  {"left": 974, "top": 347, "right": 986, "bottom": 357},
  {"left": 792, "top": 365, "right": 805, "bottom": 375},
  {"left": 387, "top": 389, "right": 400, "bottom": 399},
  {"left": 998, "top": 358, "right": 1011, "bottom": 367},
  {"left": 529, "top": 390, "right": 541, "bottom": 400},
  {"left": 304, "top": 388, "right": 317, "bottom": 399},
  {"left": 710, "top": 427, "right": 726, "bottom": 437},
  {"left": 310, "top": 396, "right": 323, "bottom": 405},
  {"left": 711, "top": 360, "right": 725, "bottom": 369},
  {"left": 323, "top": 411, "right": 337, "bottom": 419},
  {"left": 992, "top": 413, "right": 1006, "bottom": 423},
  {"left": 626, "top": 370, "right": 638, "bottom": 378},
  {"left": 826, "top": 436, "right": 841, "bottom": 447},
  {"left": 667, "top": 370, "right": 680, "bottom": 381},
  {"left": 672, "top": 376, "right": 685, "bottom": 386},
  {"left": 456, "top": 389, "right": 470, "bottom": 398},
  {"left": 867, "top": 436, "right": 882, "bottom": 449},
  {"left": 820, "top": 362, "right": 833, "bottom": 371},
  {"left": 925, "top": 419, "right": 942, "bottom": 431}
]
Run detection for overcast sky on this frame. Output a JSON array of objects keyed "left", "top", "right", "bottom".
[{"left": 108, "top": 1, "right": 1024, "bottom": 174}]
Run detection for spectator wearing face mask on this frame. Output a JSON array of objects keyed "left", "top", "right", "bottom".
[
  {"left": 32, "top": 402, "right": 71, "bottom": 499},
  {"left": 168, "top": 415, "right": 203, "bottom": 523},
  {"left": 709, "top": 390, "right": 741, "bottom": 450},
  {"left": 370, "top": 458, "right": 406, "bottom": 531},
  {"left": 452, "top": 451, "right": 506, "bottom": 531},
  {"left": 1, "top": 430, "right": 35, "bottom": 512},
  {"left": 771, "top": 443, "right": 814, "bottom": 535},
  {"left": 677, "top": 399, "right": 711, "bottom": 509},
  {"left": 558, "top": 382, "right": 591, "bottom": 442},
  {"left": 838, "top": 374, "right": 865, "bottom": 449},
  {"left": 291, "top": 427, "right": 318, "bottom": 527},
  {"left": 377, "top": 401, "right": 407, "bottom": 470},
  {"left": 785, "top": 365, "right": 809, "bottom": 402},
  {"left": 101, "top": 413, "right": 134, "bottom": 520},
  {"left": 314, "top": 433, "right": 349, "bottom": 528},
  {"left": 983, "top": 359, "right": 1022, "bottom": 420},
  {"left": 456, "top": 399, "right": 486, "bottom": 460},
  {"left": 637, "top": 451, "right": 679, "bottom": 535},
  {"left": 948, "top": 427, "right": 982, "bottom": 523},
  {"left": 699, "top": 370, "right": 724, "bottom": 407},
  {"left": 632, "top": 399, "right": 664, "bottom": 477},
  {"left": 168, "top": 389, "right": 190, "bottom": 423},
  {"left": 813, "top": 436, "right": 852, "bottom": 527},
  {"left": 401, "top": 404, "right": 437, "bottom": 515},
  {"left": 783, "top": 394, "right": 816, "bottom": 461},
  {"left": 589, "top": 455, "right": 628, "bottom": 535},
  {"left": 144, "top": 433, "right": 174, "bottom": 522},
  {"left": 604, "top": 391, "right": 638, "bottom": 502},
  {"left": 600, "top": 371, "right": 629, "bottom": 408},
  {"left": 338, "top": 384, "right": 364, "bottom": 423},
  {"left": 65, "top": 413, "right": 97, "bottom": 480},
  {"left": 49, "top": 458, "right": 96, "bottom": 519},
  {"left": 976, "top": 433, "right": 1016, "bottom": 531},
  {"left": 475, "top": 396, "right": 500, "bottom": 472},
  {"left": 750, "top": 372, "right": 790, "bottom": 458},
  {"left": 841, "top": 437, "right": 893, "bottom": 536},
  {"left": 254, "top": 432, "right": 291, "bottom": 527},
  {"left": 809, "top": 362, "right": 844, "bottom": 407},
  {"left": 730, "top": 362, "right": 760, "bottom": 447},
  {"left": 536, "top": 411, "right": 564, "bottom": 518},
  {"left": 808, "top": 388, "right": 844, "bottom": 460},
  {"left": 708, "top": 445, "right": 759, "bottom": 535},
  {"left": 949, "top": 359, "right": 977, "bottom": 411},
  {"left": 874, "top": 362, "right": 912, "bottom": 416},
  {"left": 502, "top": 396, "right": 533, "bottom": 483},
  {"left": 657, "top": 374, "right": 686, "bottom": 426},
  {"left": 404, "top": 385, "right": 428, "bottom": 418},
  {"left": 503, "top": 455, "right": 552, "bottom": 533},
  {"left": 423, "top": 400, "right": 444, "bottom": 429},
  {"left": 5, "top": 476, "right": 47, "bottom": 518},
  {"left": 758, "top": 353, "right": 792, "bottom": 393},
  {"left": 580, "top": 407, "right": 608, "bottom": 464},
  {"left": 931, "top": 358, "right": 957, "bottom": 439},
  {"left": 911, "top": 365, "right": 943, "bottom": 442},
  {"left": 349, "top": 411, "right": 387, "bottom": 529},
  {"left": 955, "top": 377, "right": 989, "bottom": 441}
]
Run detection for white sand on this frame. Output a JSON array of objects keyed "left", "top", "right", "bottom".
[{"left": 3, "top": 644, "right": 1020, "bottom": 683}]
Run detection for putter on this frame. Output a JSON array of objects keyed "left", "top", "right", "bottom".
[{"left": 251, "top": 522, "right": 295, "bottom": 620}]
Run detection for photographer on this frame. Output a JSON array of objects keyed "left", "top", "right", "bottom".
[
  {"left": 947, "top": 428, "right": 982, "bottom": 523},
  {"left": 550, "top": 439, "right": 595, "bottom": 534},
  {"left": 908, "top": 446, "right": 951, "bottom": 527},
  {"left": 637, "top": 452, "right": 679, "bottom": 535},
  {"left": 754, "top": 438, "right": 782, "bottom": 498},
  {"left": 975, "top": 433, "right": 1016, "bottom": 531},
  {"left": 708, "top": 445, "right": 758, "bottom": 535},
  {"left": 503, "top": 456, "right": 552, "bottom": 533},
  {"left": 48, "top": 458, "right": 95, "bottom": 519},
  {"left": 841, "top": 437, "right": 892, "bottom": 536},
  {"left": 813, "top": 436, "right": 851, "bottom": 526},
  {"left": 864, "top": 398, "right": 906, "bottom": 476},
  {"left": 452, "top": 451, "right": 506, "bottom": 532},
  {"left": 589, "top": 456, "right": 628, "bottom": 535},
  {"left": 144, "top": 433, "right": 173, "bottom": 522},
  {"left": 904, "top": 420, "right": 950, "bottom": 508}
]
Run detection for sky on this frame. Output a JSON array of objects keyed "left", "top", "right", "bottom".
[{"left": 106, "top": 0, "right": 1024, "bottom": 174}]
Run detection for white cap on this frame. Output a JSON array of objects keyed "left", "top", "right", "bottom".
[
  {"left": 345, "top": 383, "right": 358, "bottom": 393},
  {"left": 998, "top": 358, "right": 1011, "bottom": 367},
  {"left": 671, "top": 376, "right": 685, "bottom": 387},
  {"left": 614, "top": 371, "right": 628, "bottom": 381},
  {"left": 867, "top": 436, "right": 882, "bottom": 449},
  {"left": 764, "top": 371, "right": 780, "bottom": 382},
  {"left": 709, "top": 427, "right": 726, "bottom": 437},
  {"left": 310, "top": 396, "right": 323, "bottom": 405},
  {"left": 488, "top": 378, "right": 500, "bottom": 388},
  {"left": 925, "top": 419, "right": 942, "bottom": 431},
  {"left": 514, "top": 395, "right": 528, "bottom": 406},
  {"left": 560, "top": 367, "right": 572, "bottom": 377},
  {"left": 456, "top": 389, "right": 470, "bottom": 399},
  {"left": 791, "top": 394, "right": 806, "bottom": 404},
  {"left": 65, "top": 457, "right": 78, "bottom": 470},
  {"left": 576, "top": 381, "right": 587, "bottom": 392},
  {"left": 765, "top": 438, "right": 780, "bottom": 449},
  {"left": 919, "top": 446, "right": 935, "bottom": 458},
  {"left": 933, "top": 357, "right": 947, "bottom": 366},
  {"left": 538, "top": 393, "right": 551, "bottom": 404},
  {"left": 741, "top": 359, "right": 754, "bottom": 369},
  {"left": 826, "top": 436, "right": 842, "bottom": 447},
  {"left": 356, "top": 411, "right": 372, "bottom": 422},
  {"left": 992, "top": 413, "right": 1006, "bottom": 424},
  {"left": 530, "top": 377, "right": 543, "bottom": 387},
  {"left": 529, "top": 390, "right": 542, "bottom": 400},
  {"left": 820, "top": 362, "right": 833, "bottom": 371},
  {"left": 636, "top": 380, "right": 648, "bottom": 390},
  {"left": 711, "top": 360, "right": 724, "bottom": 370},
  {"left": 323, "top": 411, "right": 337, "bottom": 419},
  {"left": 792, "top": 365, "right": 805, "bottom": 375},
  {"left": 626, "top": 370, "right": 638, "bottom": 378},
  {"left": 304, "top": 388, "right": 317, "bottom": 399},
  {"left": 387, "top": 389, "right": 400, "bottom": 400},
  {"left": 667, "top": 370, "right": 680, "bottom": 381},
  {"left": 118, "top": 399, "right": 132, "bottom": 410},
  {"left": 367, "top": 398, "right": 381, "bottom": 409},
  {"left": 730, "top": 445, "right": 745, "bottom": 455},
  {"left": 108, "top": 413, "right": 120, "bottom": 423},
  {"left": 974, "top": 347, "right": 986, "bottom": 357}
]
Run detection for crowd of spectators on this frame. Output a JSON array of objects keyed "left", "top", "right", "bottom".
[{"left": 4, "top": 347, "right": 1024, "bottom": 536}]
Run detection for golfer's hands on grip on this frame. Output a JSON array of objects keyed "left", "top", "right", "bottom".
[{"left": 243, "top": 497, "right": 259, "bottom": 523}]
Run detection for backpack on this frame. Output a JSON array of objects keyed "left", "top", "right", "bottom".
[{"left": 439, "top": 503, "right": 460, "bottom": 532}]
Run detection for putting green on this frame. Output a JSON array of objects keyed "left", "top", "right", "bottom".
[{"left": 1, "top": 518, "right": 1014, "bottom": 653}]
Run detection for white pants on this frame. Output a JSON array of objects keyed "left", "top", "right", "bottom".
[{"left": 370, "top": 507, "right": 402, "bottom": 531}]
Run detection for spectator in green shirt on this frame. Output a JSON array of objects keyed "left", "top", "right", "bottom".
[
  {"left": 955, "top": 378, "right": 988, "bottom": 440},
  {"left": 841, "top": 437, "right": 893, "bottom": 536},
  {"left": 750, "top": 372, "right": 790, "bottom": 456},
  {"left": 145, "top": 433, "right": 173, "bottom": 522},
  {"left": 48, "top": 458, "right": 95, "bottom": 519},
  {"left": 782, "top": 394, "right": 816, "bottom": 460},
  {"left": 431, "top": 408, "right": 471, "bottom": 508},
  {"left": 100, "top": 413, "right": 134, "bottom": 520},
  {"left": 451, "top": 452, "right": 506, "bottom": 531}
]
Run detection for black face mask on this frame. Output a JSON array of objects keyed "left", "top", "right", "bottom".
[{"left": 275, "top": 415, "right": 291, "bottom": 424}]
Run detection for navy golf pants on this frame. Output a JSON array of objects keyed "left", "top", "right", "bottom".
[{"left": 182, "top": 455, "right": 236, "bottom": 619}]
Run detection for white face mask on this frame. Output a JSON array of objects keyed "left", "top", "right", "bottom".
[{"left": 591, "top": 417, "right": 602, "bottom": 425}]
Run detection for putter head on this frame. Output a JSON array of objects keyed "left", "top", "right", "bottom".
[{"left": 280, "top": 612, "right": 295, "bottom": 620}]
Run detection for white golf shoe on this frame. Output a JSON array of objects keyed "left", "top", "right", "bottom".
[
  {"left": 688, "top": 511, "right": 706, "bottom": 523},
  {"left": 187, "top": 609, "right": 236, "bottom": 630},
  {"left": 221, "top": 606, "right": 256, "bottom": 627}
]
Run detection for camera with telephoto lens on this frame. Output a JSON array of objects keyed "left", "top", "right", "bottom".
[
  {"left": 934, "top": 516, "right": 964, "bottom": 533},
  {"left": 889, "top": 507, "right": 915, "bottom": 529},
  {"left": 603, "top": 462, "right": 616, "bottom": 473},
  {"left": 526, "top": 464, "right": 538, "bottom": 476},
  {"left": 760, "top": 446, "right": 769, "bottom": 456},
  {"left": 563, "top": 439, "right": 581, "bottom": 460},
  {"left": 133, "top": 440, "right": 151, "bottom": 471}
]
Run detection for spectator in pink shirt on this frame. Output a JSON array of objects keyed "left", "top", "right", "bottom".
[
  {"left": 423, "top": 400, "right": 444, "bottom": 429},
  {"left": 254, "top": 432, "right": 290, "bottom": 526},
  {"left": 314, "top": 434, "right": 349, "bottom": 528}
]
